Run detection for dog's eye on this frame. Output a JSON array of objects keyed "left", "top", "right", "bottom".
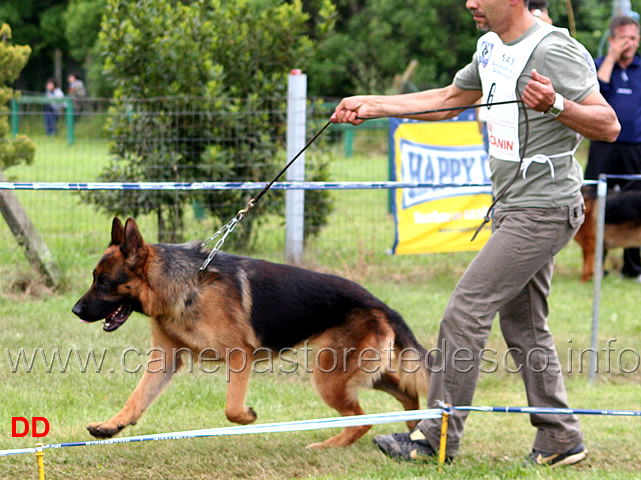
[{"left": 95, "top": 274, "right": 109, "bottom": 289}]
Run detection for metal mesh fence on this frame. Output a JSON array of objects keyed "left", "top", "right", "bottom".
[{"left": 1, "top": 95, "right": 393, "bottom": 280}]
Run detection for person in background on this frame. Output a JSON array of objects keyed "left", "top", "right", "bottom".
[
  {"left": 44, "top": 78, "right": 64, "bottom": 136},
  {"left": 67, "top": 72, "right": 88, "bottom": 122},
  {"left": 331, "top": 0, "right": 620, "bottom": 468},
  {"left": 585, "top": 16, "right": 641, "bottom": 283},
  {"left": 528, "top": 0, "right": 553, "bottom": 24}
]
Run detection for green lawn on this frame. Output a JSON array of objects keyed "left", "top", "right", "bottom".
[{"left": 0, "top": 132, "right": 639, "bottom": 479}]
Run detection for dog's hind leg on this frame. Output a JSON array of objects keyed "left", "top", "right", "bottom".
[
  {"left": 372, "top": 371, "right": 420, "bottom": 429},
  {"left": 305, "top": 336, "right": 383, "bottom": 448},
  {"left": 306, "top": 313, "right": 400, "bottom": 447},
  {"left": 306, "top": 369, "right": 370, "bottom": 448}
]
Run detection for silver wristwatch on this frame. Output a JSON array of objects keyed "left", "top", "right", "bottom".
[{"left": 545, "top": 92, "right": 564, "bottom": 118}]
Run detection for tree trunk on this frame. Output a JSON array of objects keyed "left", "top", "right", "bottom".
[{"left": 0, "top": 170, "right": 61, "bottom": 287}]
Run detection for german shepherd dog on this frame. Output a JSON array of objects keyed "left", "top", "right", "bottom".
[
  {"left": 574, "top": 186, "right": 641, "bottom": 282},
  {"left": 72, "top": 217, "right": 431, "bottom": 447}
]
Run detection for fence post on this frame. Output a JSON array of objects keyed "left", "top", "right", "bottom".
[
  {"left": 285, "top": 69, "right": 306, "bottom": 265},
  {"left": 65, "top": 98, "right": 74, "bottom": 146},
  {"left": 35, "top": 443, "right": 45, "bottom": 480},
  {"left": 589, "top": 174, "right": 607, "bottom": 384}
]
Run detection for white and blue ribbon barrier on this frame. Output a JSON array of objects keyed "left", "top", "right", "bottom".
[
  {"left": 0, "top": 408, "right": 442, "bottom": 458},
  {"left": 0, "top": 181, "right": 491, "bottom": 191}
]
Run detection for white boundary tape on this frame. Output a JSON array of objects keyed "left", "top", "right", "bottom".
[
  {"left": 0, "top": 181, "right": 490, "bottom": 191},
  {"left": 0, "top": 409, "right": 442, "bottom": 457},
  {"left": 2, "top": 405, "right": 640, "bottom": 458},
  {"left": 2, "top": 176, "right": 639, "bottom": 192}
]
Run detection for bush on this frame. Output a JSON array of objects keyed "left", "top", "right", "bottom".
[{"left": 83, "top": 0, "right": 335, "bottom": 245}]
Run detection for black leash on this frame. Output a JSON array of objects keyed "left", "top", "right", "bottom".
[
  {"left": 199, "top": 120, "right": 332, "bottom": 272},
  {"left": 200, "top": 92, "right": 531, "bottom": 271},
  {"left": 252, "top": 120, "right": 333, "bottom": 207},
  {"left": 355, "top": 99, "right": 521, "bottom": 121}
]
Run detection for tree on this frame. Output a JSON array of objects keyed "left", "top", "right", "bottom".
[
  {"left": 64, "top": 0, "right": 110, "bottom": 96},
  {"left": 549, "top": 0, "right": 641, "bottom": 56},
  {"left": 307, "top": 0, "right": 482, "bottom": 96},
  {"left": 305, "top": 0, "right": 640, "bottom": 97},
  {"left": 0, "top": 23, "right": 34, "bottom": 169},
  {"left": 6, "top": 0, "right": 633, "bottom": 99},
  {"left": 0, "top": 1, "right": 70, "bottom": 92},
  {"left": 84, "top": 0, "right": 335, "bottom": 246},
  {"left": 0, "top": 24, "right": 60, "bottom": 287}
]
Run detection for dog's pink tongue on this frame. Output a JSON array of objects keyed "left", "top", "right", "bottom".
[{"left": 79, "top": 319, "right": 92, "bottom": 324}]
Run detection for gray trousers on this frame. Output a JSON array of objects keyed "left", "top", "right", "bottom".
[{"left": 419, "top": 199, "right": 585, "bottom": 457}]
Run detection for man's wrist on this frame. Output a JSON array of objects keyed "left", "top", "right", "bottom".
[{"left": 545, "top": 92, "right": 564, "bottom": 118}]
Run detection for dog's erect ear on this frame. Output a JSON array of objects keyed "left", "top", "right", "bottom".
[
  {"left": 110, "top": 217, "right": 125, "bottom": 246},
  {"left": 121, "top": 218, "right": 145, "bottom": 257}
]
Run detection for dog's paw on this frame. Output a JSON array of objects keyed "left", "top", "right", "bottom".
[
  {"left": 236, "top": 406, "right": 257, "bottom": 424},
  {"left": 87, "top": 421, "right": 126, "bottom": 438},
  {"left": 226, "top": 406, "right": 257, "bottom": 425}
]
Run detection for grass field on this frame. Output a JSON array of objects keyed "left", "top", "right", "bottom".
[{"left": 1, "top": 132, "right": 640, "bottom": 479}]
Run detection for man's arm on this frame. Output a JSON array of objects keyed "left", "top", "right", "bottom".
[
  {"left": 597, "top": 36, "right": 629, "bottom": 84},
  {"left": 330, "top": 84, "right": 482, "bottom": 125},
  {"left": 597, "top": 56, "right": 617, "bottom": 84},
  {"left": 521, "top": 69, "right": 620, "bottom": 142}
]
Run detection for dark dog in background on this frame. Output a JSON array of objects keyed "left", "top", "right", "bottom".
[
  {"left": 574, "top": 186, "right": 641, "bottom": 282},
  {"left": 72, "top": 217, "right": 431, "bottom": 448}
]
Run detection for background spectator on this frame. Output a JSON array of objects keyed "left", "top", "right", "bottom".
[
  {"left": 67, "top": 72, "right": 87, "bottom": 122},
  {"left": 44, "top": 78, "right": 64, "bottom": 136},
  {"left": 585, "top": 16, "right": 641, "bottom": 283}
]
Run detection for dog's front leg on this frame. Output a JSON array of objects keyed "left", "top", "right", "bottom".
[
  {"left": 88, "top": 343, "right": 182, "bottom": 438},
  {"left": 224, "top": 346, "right": 257, "bottom": 425}
]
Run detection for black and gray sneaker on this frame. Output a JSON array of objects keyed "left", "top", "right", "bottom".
[
  {"left": 373, "top": 428, "right": 440, "bottom": 463},
  {"left": 525, "top": 442, "right": 588, "bottom": 468}
]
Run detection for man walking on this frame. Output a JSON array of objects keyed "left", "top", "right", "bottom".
[{"left": 331, "top": 0, "right": 619, "bottom": 467}]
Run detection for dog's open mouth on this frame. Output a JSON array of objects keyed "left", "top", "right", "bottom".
[{"left": 103, "top": 304, "right": 133, "bottom": 332}]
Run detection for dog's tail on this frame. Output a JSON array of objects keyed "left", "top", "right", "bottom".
[{"left": 387, "top": 308, "right": 431, "bottom": 398}]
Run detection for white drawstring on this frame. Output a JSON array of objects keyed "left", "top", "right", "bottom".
[
  {"left": 520, "top": 154, "right": 555, "bottom": 179},
  {"left": 519, "top": 134, "right": 582, "bottom": 180}
]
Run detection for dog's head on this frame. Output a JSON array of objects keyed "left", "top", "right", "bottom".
[{"left": 72, "top": 217, "right": 146, "bottom": 332}]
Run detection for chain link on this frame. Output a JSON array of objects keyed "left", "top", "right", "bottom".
[{"left": 200, "top": 200, "right": 255, "bottom": 272}]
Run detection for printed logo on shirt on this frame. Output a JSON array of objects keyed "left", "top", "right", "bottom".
[
  {"left": 479, "top": 41, "right": 493, "bottom": 68},
  {"left": 487, "top": 121, "right": 516, "bottom": 158}
]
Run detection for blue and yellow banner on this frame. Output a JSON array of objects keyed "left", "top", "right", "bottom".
[{"left": 390, "top": 112, "right": 492, "bottom": 254}]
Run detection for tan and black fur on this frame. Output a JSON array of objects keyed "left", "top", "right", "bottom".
[
  {"left": 574, "top": 186, "right": 641, "bottom": 282},
  {"left": 72, "top": 217, "right": 431, "bottom": 447}
]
